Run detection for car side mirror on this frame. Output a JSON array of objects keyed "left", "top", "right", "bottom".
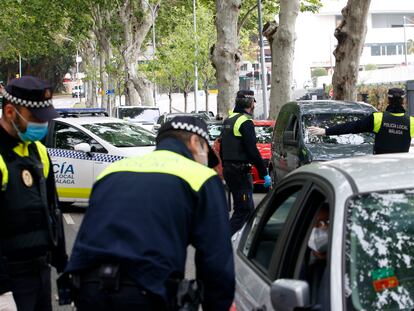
[
  {"left": 74, "top": 143, "right": 91, "bottom": 153},
  {"left": 283, "top": 131, "right": 298, "bottom": 146},
  {"left": 270, "top": 279, "right": 310, "bottom": 311}
]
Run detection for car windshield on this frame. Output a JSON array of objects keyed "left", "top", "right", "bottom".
[
  {"left": 83, "top": 122, "right": 156, "bottom": 147},
  {"left": 346, "top": 190, "right": 414, "bottom": 310},
  {"left": 255, "top": 125, "right": 273, "bottom": 144},
  {"left": 207, "top": 123, "right": 223, "bottom": 141},
  {"left": 303, "top": 113, "right": 374, "bottom": 145},
  {"left": 118, "top": 108, "right": 160, "bottom": 123},
  {"left": 166, "top": 113, "right": 210, "bottom": 123}
]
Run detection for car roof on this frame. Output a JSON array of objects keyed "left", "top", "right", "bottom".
[
  {"left": 55, "top": 116, "right": 126, "bottom": 125},
  {"left": 288, "top": 100, "right": 376, "bottom": 115},
  {"left": 116, "top": 106, "right": 159, "bottom": 110},
  {"left": 295, "top": 153, "right": 414, "bottom": 193}
]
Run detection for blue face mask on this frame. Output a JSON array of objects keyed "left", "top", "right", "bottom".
[{"left": 12, "top": 109, "right": 49, "bottom": 142}]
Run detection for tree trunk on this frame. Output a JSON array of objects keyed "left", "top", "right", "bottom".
[
  {"left": 205, "top": 89, "right": 209, "bottom": 113},
  {"left": 169, "top": 92, "right": 172, "bottom": 113},
  {"left": 125, "top": 78, "right": 141, "bottom": 106},
  {"left": 119, "top": 0, "right": 156, "bottom": 106},
  {"left": 184, "top": 91, "right": 188, "bottom": 113},
  {"left": 332, "top": 0, "right": 371, "bottom": 101},
  {"left": 212, "top": 0, "right": 241, "bottom": 117},
  {"left": 268, "top": 0, "right": 299, "bottom": 120},
  {"left": 99, "top": 52, "right": 109, "bottom": 110}
]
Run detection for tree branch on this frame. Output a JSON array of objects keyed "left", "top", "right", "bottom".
[{"left": 237, "top": 3, "right": 258, "bottom": 35}]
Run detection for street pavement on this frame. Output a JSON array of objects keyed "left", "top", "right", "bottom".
[{"left": 51, "top": 192, "right": 268, "bottom": 310}]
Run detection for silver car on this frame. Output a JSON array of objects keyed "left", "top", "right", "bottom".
[{"left": 233, "top": 153, "right": 414, "bottom": 311}]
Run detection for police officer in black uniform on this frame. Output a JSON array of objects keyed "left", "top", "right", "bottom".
[
  {"left": 220, "top": 90, "right": 272, "bottom": 235},
  {"left": 0, "top": 76, "right": 67, "bottom": 311},
  {"left": 65, "top": 116, "right": 235, "bottom": 311},
  {"left": 308, "top": 88, "right": 414, "bottom": 154}
]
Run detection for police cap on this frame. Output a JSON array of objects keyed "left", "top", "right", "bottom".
[
  {"left": 236, "top": 89, "right": 255, "bottom": 109},
  {"left": 388, "top": 88, "right": 405, "bottom": 98},
  {"left": 2, "top": 76, "right": 58, "bottom": 121},
  {"left": 157, "top": 115, "right": 219, "bottom": 168}
]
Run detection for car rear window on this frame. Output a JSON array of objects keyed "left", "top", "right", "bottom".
[
  {"left": 303, "top": 113, "right": 374, "bottom": 145},
  {"left": 345, "top": 190, "right": 414, "bottom": 310},
  {"left": 118, "top": 108, "right": 160, "bottom": 123},
  {"left": 83, "top": 122, "right": 156, "bottom": 147}
]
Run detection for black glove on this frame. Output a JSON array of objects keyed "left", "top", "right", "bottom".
[{"left": 56, "top": 273, "right": 73, "bottom": 305}]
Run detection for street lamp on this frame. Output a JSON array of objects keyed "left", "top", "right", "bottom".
[
  {"left": 404, "top": 16, "right": 408, "bottom": 65},
  {"left": 143, "top": 0, "right": 159, "bottom": 105},
  {"left": 257, "top": 0, "right": 268, "bottom": 119},
  {"left": 193, "top": 0, "right": 199, "bottom": 113},
  {"left": 59, "top": 35, "right": 82, "bottom": 101}
]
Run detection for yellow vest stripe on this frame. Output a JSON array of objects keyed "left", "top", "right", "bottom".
[
  {"left": 411, "top": 117, "right": 414, "bottom": 138},
  {"left": 0, "top": 156, "right": 8, "bottom": 190},
  {"left": 97, "top": 150, "right": 216, "bottom": 192},
  {"left": 34, "top": 141, "right": 50, "bottom": 178},
  {"left": 231, "top": 113, "right": 252, "bottom": 137}
]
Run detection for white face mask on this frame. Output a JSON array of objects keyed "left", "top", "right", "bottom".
[{"left": 308, "top": 227, "right": 328, "bottom": 253}]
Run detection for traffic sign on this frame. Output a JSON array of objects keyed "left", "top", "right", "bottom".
[{"left": 105, "top": 89, "right": 115, "bottom": 95}]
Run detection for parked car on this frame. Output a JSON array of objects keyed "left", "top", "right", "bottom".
[
  {"left": 112, "top": 106, "right": 160, "bottom": 132},
  {"left": 71, "top": 85, "right": 85, "bottom": 98},
  {"left": 213, "top": 120, "right": 275, "bottom": 190},
  {"left": 44, "top": 108, "right": 156, "bottom": 206},
  {"left": 269, "top": 100, "right": 376, "bottom": 184},
  {"left": 153, "top": 112, "right": 211, "bottom": 132},
  {"left": 233, "top": 153, "right": 414, "bottom": 311}
]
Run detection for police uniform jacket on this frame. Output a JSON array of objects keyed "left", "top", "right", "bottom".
[
  {"left": 220, "top": 107, "right": 267, "bottom": 177},
  {"left": 0, "top": 125, "right": 67, "bottom": 295},
  {"left": 66, "top": 138, "right": 235, "bottom": 311},
  {"left": 326, "top": 110, "right": 414, "bottom": 154}
]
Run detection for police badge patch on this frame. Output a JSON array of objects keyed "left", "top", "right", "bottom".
[{"left": 22, "top": 169, "right": 33, "bottom": 187}]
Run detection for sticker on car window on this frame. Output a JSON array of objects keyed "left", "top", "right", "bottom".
[{"left": 371, "top": 268, "right": 399, "bottom": 292}]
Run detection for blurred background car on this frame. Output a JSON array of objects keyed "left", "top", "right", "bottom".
[
  {"left": 111, "top": 106, "right": 160, "bottom": 132},
  {"left": 206, "top": 120, "right": 223, "bottom": 145},
  {"left": 45, "top": 108, "right": 156, "bottom": 207},
  {"left": 153, "top": 112, "right": 211, "bottom": 132},
  {"left": 71, "top": 85, "right": 85, "bottom": 98},
  {"left": 233, "top": 153, "right": 414, "bottom": 311}
]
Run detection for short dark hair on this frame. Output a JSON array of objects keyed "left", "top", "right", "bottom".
[{"left": 156, "top": 129, "right": 194, "bottom": 145}]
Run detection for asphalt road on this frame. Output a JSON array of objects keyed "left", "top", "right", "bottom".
[{"left": 51, "top": 192, "right": 268, "bottom": 310}]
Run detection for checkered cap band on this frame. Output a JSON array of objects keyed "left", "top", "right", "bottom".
[
  {"left": 171, "top": 121, "right": 210, "bottom": 141},
  {"left": 1, "top": 89, "right": 53, "bottom": 108}
]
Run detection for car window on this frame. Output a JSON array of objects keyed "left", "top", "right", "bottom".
[
  {"left": 82, "top": 122, "right": 156, "bottom": 147},
  {"left": 303, "top": 113, "right": 374, "bottom": 145},
  {"left": 242, "top": 186, "right": 302, "bottom": 273},
  {"left": 284, "top": 115, "right": 299, "bottom": 142},
  {"left": 54, "top": 122, "right": 106, "bottom": 153},
  {"left": 345, "top": 190, "right": 414, "bottom": 310},
  {"left": 255, "top": 125, "right": 274, "bottom": 144},
  {"left": 118, "top": 108, "right": 160, "bottom": 123}
]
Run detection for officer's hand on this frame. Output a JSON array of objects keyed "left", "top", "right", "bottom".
[
  {"left": 263, "top": 175, "right": 272, "bottom": 188},
  {"left": 0, "top": 292, "right": 17, "bottom": 311},
  {"left": 308, "top": 126, "right": 326, "bottom": 136}
]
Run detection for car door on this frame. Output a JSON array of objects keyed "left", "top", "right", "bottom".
[
  {"left": 269, "top": 177, "right": 335, "bottom": 311},
  {"left": 234, "top": 180, "right": 310, "bottom": 311},
  {"left": 47, "top": 121, "right": 105, "bottom": 203},
  {"left": 282, "top": 110, "right": 301, "bottom": 176}
]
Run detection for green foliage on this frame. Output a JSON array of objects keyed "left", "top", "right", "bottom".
[
  {"left": 357, "top": 83, "right": 406, "bottom": 111},
  {"left": 311, "top": 67, "right": 328, "bottom": 77},
  {"left": 364, "top": 64, "right": 378, "bottom": 71}
]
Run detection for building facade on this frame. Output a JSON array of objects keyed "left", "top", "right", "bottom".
[{"left": 293, "top": 0, "right": 414, "bottom": 89}]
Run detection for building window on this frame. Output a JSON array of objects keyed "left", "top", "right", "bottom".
[
  {"left": 387, "top": 44, "right": 397, "bottom": 55},
  {"left": 371, "top": 46, "right": 381, "bottom": 56}
]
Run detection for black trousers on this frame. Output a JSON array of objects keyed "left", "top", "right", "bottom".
[
  {"left": 74, "top": 272, "right": 166, "bottom": 311},
  {"left": 9, "top": 263, "right": 52, "bottom": 311},
  {"left": 223, "top": 163, "right": 254, "bottom": 235}
]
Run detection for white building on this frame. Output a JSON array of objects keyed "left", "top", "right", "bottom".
[{"left": 293, "top": 0, "right": 414, "bottom": 89}]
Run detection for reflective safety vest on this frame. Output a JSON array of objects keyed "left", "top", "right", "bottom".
[
  {"left": 220, "top": 112, "right": 252, "bottom": 162},
  {"left": 97, "top": 150, "right": 216, "bottom": 192},
  {"left": 373, "top": 112, "right": 414, "bottom": 154},
  {"left": 0, "top": 141, "right": 52, "bottom": 255}
]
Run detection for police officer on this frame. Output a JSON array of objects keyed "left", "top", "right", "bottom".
[
  {"left": 65, "top": 116, "right": 235, "bottom": 311},
  {"left": 220, "top": 90, "right": 271, "bottom": 235},
  {"left": 0, "top": 76, "right": 67, "bottom": 311},
  {"left": 308, "top": 88, "right": 414, "bottom": 154}
]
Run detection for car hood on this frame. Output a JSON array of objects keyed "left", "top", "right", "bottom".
[
  {"left": 306, "top": 143, "right": 373, "bottom": 161},
  {"left": 257, "top": 143, "right": 271, "bottom": 159},
  {"left": 114, "top": 146, "right": 155, "bottom": 157}
]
